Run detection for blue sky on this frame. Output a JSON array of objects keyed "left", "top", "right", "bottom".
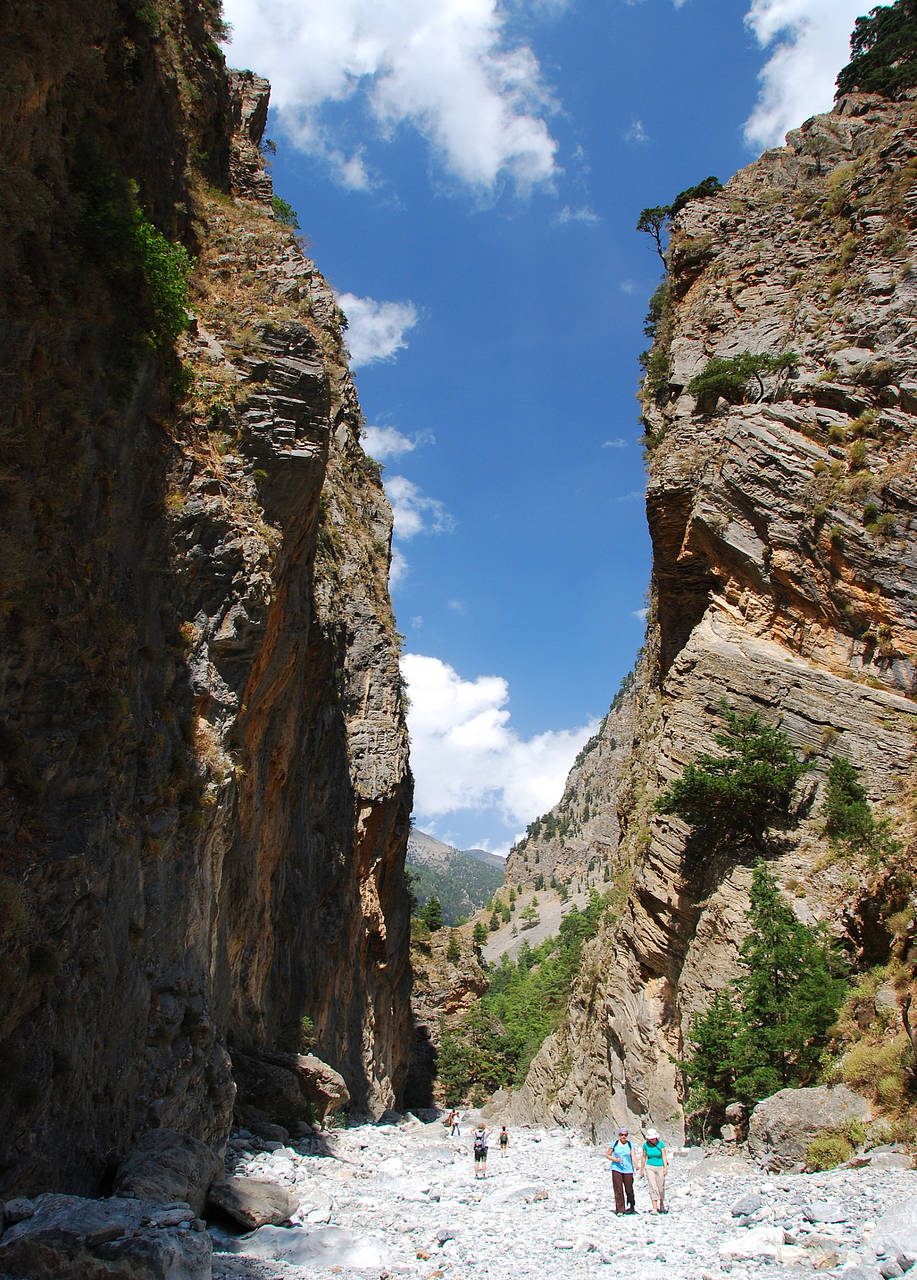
[{"left": 223, "top": 0, "right": 874, "bottom": 854}]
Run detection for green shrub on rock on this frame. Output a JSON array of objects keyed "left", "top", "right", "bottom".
[
  {"left": 806, "top": 1129, "right": 854, "bottom": 1170},
  {"left": 686, "top": 351, "right": 799, "bottom": 409}
]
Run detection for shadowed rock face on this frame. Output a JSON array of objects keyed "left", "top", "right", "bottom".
[
  {"left": 506, "top": 92, "right": 917, "bottom": 1141},
  {"left": 0, "top": 0, "right": 411, "bottom": 1193}
]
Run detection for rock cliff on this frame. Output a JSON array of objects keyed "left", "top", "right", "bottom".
[
  {"left": 506, "top": 91, "right": 917, "bottom": 1141},
  {"left": 0, "top": 0, "right": 411, "bottom": 1194},
  {"left": 504, "top": 669, "right": 640, "bottom": 892}
]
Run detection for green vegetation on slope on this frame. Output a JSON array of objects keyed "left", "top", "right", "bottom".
[
  {"left": 436, "top": 890, "right": 608, "bottom": 1104},
  {"left": 836, "top": 0, "right": 917, "bottom": 100},
  {"left": 683, "top": 862, "right": 847, "bottom": 1132},
  {"left": 406, "top": 855, "right": 504, "bottom": 927}
]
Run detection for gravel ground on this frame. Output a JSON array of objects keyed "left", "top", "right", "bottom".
[{"left": 210, "top": 1116, "right": 917, "bottom": 1280}]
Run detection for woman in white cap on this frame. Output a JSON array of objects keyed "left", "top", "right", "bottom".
[{"left": 640, "top": 1127, "right": 668, "bottom": 1213}]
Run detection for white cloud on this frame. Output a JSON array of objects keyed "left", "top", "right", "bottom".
[
  {"left": 327, "top": 147, "right": 374, "bottom": 191},
  {"left": 632, "top": 607, "right": 649, "bottom": 621},
  {"left": 556, "top": 204, "right": 601, "bottom": 225},
  {"left": 338, "top": 293, "right": 419, "bottom": 367},
  {"left": 625, "top": 118, "right": 649, "bottom": 145},
  {"left": 602, "top": 437, "right": 628, "bottom": 449},
  {"left": 223, "top": 0, "right": 560, "bottom": 193},
  {"left": 619, "top": 280, "right": 636, "bottom": 295},
  {"left": 402, "top": 653, "right": 597, "bottom": 829},
  {"left": 616, "top": 489, "right": 645, "bottom": 503},
  {"left": 362, "top": 424, "right": 434, "bottom": 461},
  {"left": 743, "top": 0, "right": 870, "bottom": 150},
  {"left": 385, "top": 475, "right": 454, "bottom": 540},
  {"left": 390, "top": 546, "right": 409, "bottom": 589}
]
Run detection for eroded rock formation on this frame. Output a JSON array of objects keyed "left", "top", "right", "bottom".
[
  {"left": 507, "top": 91, "right": 917, "bottom": 1141},
  {"left": 0, "top": 0, "right": 411, "bottom": 1194}
]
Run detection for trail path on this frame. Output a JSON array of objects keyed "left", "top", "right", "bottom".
[{"left": 211, "top": 1117, "right": 916, "bottom": 1280}]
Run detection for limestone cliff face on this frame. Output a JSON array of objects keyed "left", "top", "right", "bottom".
[
  {"left": 507, "top": 92, "right": 917, "bottom": 1141},
  {"left": 407, "top": 928, "right": 489, "bottom": 1107},
  {"left": 0, "top": 2, "right": 411, "bottom": 1194},
  {"left": 504, "top": 671, "right": 639, "bottom": 892}
]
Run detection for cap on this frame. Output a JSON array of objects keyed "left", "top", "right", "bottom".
[
  {"left": 618, "top": 1127, "right": 628, "bottom": 1135},
  {"left": 646, "top": 1127, "right": 659, "bottom": 1140}
]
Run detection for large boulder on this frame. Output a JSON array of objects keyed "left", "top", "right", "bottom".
[
  {"left": 232, "top": 1047, "right": 349, "bottom": 1125},
  {"left": 220, "top": 1224, "right": 387, "bottom": 1268},
  {"left": 0, "top": 1193, "right": 211, "bottom": 1280},
  {"left": 862, "top": 1193, "right": 917, "bottom": 1274},
  {"left": 113, "top": 1129, "right": 223, "bottom": 1216},
  {"left": 206, "top": 1176, "right": 299, "bottom": 1230},
  {"left": 748, "top": 1086, "right": 869, "bottom": 1171}
]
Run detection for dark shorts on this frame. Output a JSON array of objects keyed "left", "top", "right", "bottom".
[{"left": 474, "top": 1148, "right": 487, "bottom": 1162}]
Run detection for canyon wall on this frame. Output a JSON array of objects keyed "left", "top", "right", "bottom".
[
  {"left": 0, "top": 0, "right": 411, "bottom": 1193},
  {"left": 506, "top": 91, "right": 917, "bottom": 1141}
]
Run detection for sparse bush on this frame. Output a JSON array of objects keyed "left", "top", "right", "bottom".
[
  {"left": 806, "top": 1129, "right": 854, "bottom": 1171},
  {"left": 848, "top": 439, "right": 868, "bottom": 470},
  {"left": 823, "top": 756, "right": 896, "bottom": 864},
  {"left": 686, "top": 351, "right": 798, "bottom": 409},
  {"left": 436, "top": 892, "right": 608, "bottom": 1100},
  {"left": 411, "top": 917, "right": 432, "bottom": 945},
  {"left": 271, "top": 194, "right": 300, "bottom": 228}
]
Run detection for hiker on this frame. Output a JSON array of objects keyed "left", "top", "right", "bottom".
[
  {"left": 640, "top": 1127, "right": 668, "bottom": 1213},
  {"left": 498, "top": 1125, "right": 508, "bottom": 1158},
  {"left": 449, "top": 1109, "right": 461, "bottom": 1137},
  {"left": 606, "top": 1126, "right": 636, "bottom": 1214},
  {"left": 472, "top": 1124, "right": 491, "bottom": 1178}
]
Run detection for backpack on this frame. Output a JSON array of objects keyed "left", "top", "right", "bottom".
[{"left": 474, "top": 1131, "right": 487, "bottom": 1155}]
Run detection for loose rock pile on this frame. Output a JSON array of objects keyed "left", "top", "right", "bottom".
[
  {"left": 210, "top": 1116, "right": 916, "bottom": 1280},
  {"left": 0, "top": 1118, "right": 912, "bottom": 1279}
]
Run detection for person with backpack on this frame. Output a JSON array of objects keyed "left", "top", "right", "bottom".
[
  {"left": 606, "top": 1126, "right": 637, "bottom": 1214},
  {"left": 498, "top": 1125, "right": 509, "bottom": 1158},
  {"left": 640, "top": 1127, "right": 668, "bottom": 1213},
  {"left": 472, "top": 1124, "right": 491, "bottom": 1178}
]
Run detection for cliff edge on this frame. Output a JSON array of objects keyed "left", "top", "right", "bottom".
[
  {"left": 506, "top": 90, "right": 917, "bottom": 1140},
  {"left": 0, "top": 0, "right": 411, "bottom": 1193}
]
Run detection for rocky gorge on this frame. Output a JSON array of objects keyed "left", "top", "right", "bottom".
[{"left": 2, "top": 0, "right": 917, "bottom": 1273}]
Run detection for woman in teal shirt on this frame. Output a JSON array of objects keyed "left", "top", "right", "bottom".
[{"left": 640, "top": 1127, "right": 668, "bottom": 1213}]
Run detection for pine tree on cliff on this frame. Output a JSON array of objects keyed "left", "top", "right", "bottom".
[
  {"left": 683, "top": 864, "right": 845, "bottom": 1123},
  {"left": 734, "top": 863, "right": 845, "bottom": 1100},
  {"left": 835, "top": 0, "right": 917, "bottom": 99},
  {"left": 656, "top": 702, "right": 811, "bottom": 856}
]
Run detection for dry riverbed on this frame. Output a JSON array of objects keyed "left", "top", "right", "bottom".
[{"left": 211, "top": 1116, "right": 916, "bottom": 1280}]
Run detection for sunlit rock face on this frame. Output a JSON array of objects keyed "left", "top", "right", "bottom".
[
  {"left": 0, "top": 0, "right": 411, "bottom": 1194},
  {"left": 505, "top": 92, "right": 917, "bottom": 1142}
]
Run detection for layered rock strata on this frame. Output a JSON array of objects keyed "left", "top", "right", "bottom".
[
  {"left": 507, "top": 92, "right": 917, "bottom": 1140},
  {"left": 504, "top": 670, "right": 640, "bottom": 891},
  {"left": 0, "top": 0, "right": 411, "bottom": 1194}
]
